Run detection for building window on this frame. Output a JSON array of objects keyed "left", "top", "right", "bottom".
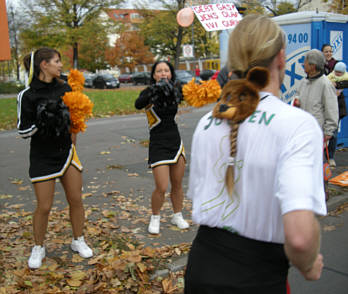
[{"left": 130, "top": 13, "right": 142, "bottom": 19}]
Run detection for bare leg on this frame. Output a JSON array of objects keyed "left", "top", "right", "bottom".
[
  {"left": 151, "top": 165, "right": 170, "bottom": 215},
  {"left": 169, "top": 156, "right": 185, "bottom": 213},
  {"left": 60, "top": 165, "right": 84, "bottom": 239},
  {"left": 32, "top": 180, "right": 55, "bottom": 245}
]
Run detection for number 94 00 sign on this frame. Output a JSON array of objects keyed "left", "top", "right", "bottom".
[{"left": 287, "top": 33, "right": 308, "bottom": 44}]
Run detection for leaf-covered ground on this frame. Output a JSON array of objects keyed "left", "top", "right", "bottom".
[{"left": 0, "top": 201, "right": 191, "bottom": 293}]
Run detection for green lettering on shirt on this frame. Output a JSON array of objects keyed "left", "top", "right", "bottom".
[
  {"left": 204, "top": 116, "right": 223, "bottom": 130},
  {"left": 248, "top": 110, "right": 276, "bottom": 126},
  {"left": 258, "top": 112, "right": 275, "bottom": 125},
  {"left": 204, "top": 116, "right": 213, "bottom": 130},
  {"left": 248, "top": 110, "right": 260, "bottom": 123}
]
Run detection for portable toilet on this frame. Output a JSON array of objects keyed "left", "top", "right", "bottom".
[{"left": 273, "top": 11, "right": 348, "bottom": 147}]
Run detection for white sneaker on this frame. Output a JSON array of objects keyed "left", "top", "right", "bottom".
[
  {"left": 329, "top": 159, "right": 336, "bottom": 167},
  {"left": 71, "top": 236, "right": 93, "bottom": 258},
  {"left": 148, "top": 215, "right": 160, "bottom": 234},
  {"left": 171, "top": 212, "right": 189, "bottom": 229},
  {"left": 28, "top": 245, "right": 45, "bottom": 269}
]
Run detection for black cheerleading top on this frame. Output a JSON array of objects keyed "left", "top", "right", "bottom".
[
  {"left": 135, "top": 85, "right": 185, "bottom": 168},
  {"left": 17, "top": 77, "right": 78, "bottom": 182}
]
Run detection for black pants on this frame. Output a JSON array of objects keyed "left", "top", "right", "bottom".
[{"left": 185, "top": 226, "right": 289, "bottom": 294}]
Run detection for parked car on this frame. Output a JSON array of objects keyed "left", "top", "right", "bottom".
[
  {"left": 200, "top": 69, "right": 216, "bottom": 81},
  {"left": 132, "top": 72, "right": 151, "bottom": 85},
  {"left": 118, "top": 73, "right": 133, "bottom": 83},
  {"left": 93, "top": 74, "right": 120, "bottom": 89},
  {"left": 60, "top": 73, "right": 68, "bottom": 82},
  {"left": 83, "top": 73, "right": 95, "bottom": 88},
  {"left": 175, "top": 70, "right": 201, "bottom": 85}
]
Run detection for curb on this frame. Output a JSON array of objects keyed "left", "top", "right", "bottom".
[
  {"left": 326, "top": 193, "right": 348, "bottom": 212},
  {"left": 151, "top": 193, "right": 348, "bottom": 280}
]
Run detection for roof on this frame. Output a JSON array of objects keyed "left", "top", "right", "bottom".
[{"left": 273, "top": 11, "right": 348, "bottom": 25}]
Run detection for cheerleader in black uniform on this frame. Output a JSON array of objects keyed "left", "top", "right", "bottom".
[
  {"left": 17, "top": 48, "right": 93, "bottom": 269},
  {"left": 135, "top": 61, "right": 189, "bottom": 234}
]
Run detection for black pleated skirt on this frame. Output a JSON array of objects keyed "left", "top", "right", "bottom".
[{"left": 184, "top": 225, "right": 289, "bottom": 294}]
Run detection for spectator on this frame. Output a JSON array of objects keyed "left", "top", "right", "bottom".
[
  {"left": 321, "top": 44, "right": 347, "bottom": 167},
  {"left": 216, "top": 65, "right": 238, "bottom": 89},
  {"left": 297, "top": 49, "right": 338, "bottom": 146},
  {"left": 194, "top": 65, "right": 200, "bottom": 78},
  {"left": 326, "top": 61, "right": 348, "bottom": 166},
  {"left": 322, "top": 44, "right": 337, "bottom": 75},
  {"left": 185, "top": 15, "right": 326, "bottom": 293},
  {"left": 328, "top": 62, "right": 348, "bottom": 85}
]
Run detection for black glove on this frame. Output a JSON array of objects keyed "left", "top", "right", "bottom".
[{"left": 36, "top": 99, "right": 70, "bottom": 137}]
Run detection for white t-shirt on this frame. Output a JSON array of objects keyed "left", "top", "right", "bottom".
[{"left": 187, "top": 92, "right": 327, "bottom": 244}]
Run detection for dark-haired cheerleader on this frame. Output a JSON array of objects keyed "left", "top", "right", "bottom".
[
  {"left": 17, "top": 47, "right": 93, "bottom": 269},
  {"left": 135, "top": 60, "right": 189, "bottom": 234}
]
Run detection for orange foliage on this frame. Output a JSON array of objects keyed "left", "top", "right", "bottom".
[{"left": 106, "top": 31, "right": 154, "bottom": 72}]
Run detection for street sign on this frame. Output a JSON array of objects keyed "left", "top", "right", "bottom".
[{"left": 183, "top": 44, "right": 194, "bottom": 58}]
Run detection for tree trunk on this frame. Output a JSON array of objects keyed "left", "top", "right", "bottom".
[{"left": 174, "top": 26, "right": 184, "bottom": 69}]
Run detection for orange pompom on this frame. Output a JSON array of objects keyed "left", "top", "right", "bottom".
[
  {"left": 68, "top": 69, "right": 85, "bottom": 92},
  {"left": 63, "top": 91, "right": 94, "bottom": 133},
  {"left": 183, "top": 78, "right": 221, "bottom": 107},
  {"left": 63, "top": 69, "right": 93, "bottom": 134}
]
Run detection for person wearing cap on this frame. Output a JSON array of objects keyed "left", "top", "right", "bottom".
[
  {"left": 185, "top": 15, "right": 326, "bottom": 293},
  {"left": 328, "top": 61, "right": 348, "bottom": 84},
  {"left": 325, "top": 61, "right": 348, "bottom": 167}
]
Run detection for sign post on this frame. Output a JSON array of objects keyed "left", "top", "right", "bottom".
[{"left": 0, "top": 0, "right": 11, "bottom": 61}]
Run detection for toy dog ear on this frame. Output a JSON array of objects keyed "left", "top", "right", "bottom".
[{"left": 246, "top": 67, "right": 269, "bottom": 90}]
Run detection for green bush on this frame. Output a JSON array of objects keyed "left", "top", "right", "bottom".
[{"left": 0, "top": 81, "right": 25, "bottom": 94}]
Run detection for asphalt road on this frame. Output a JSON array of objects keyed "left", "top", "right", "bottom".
[{"left": 1, "top": 104, "right": 348, "bottom": 293}]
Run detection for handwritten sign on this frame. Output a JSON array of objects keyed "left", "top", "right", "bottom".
[{"left": 192, "top": 3, "right": 242, "bottom": 32}]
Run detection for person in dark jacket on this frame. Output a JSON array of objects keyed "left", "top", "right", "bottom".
[
  {"left": 135, "top": 60, "right": 189, "bottom": 234},
  {"left": 17, "top": 48, "right": 93, "bottom": 269},
  {"left": 321, "top": 44, "right": 348, "bottom": 167}
]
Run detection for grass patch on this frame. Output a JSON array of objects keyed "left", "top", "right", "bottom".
[
  {"left": 86, "top": 88, "right": 143, "bottom": 117},
  {"left": 0, "top": 98, "right": 17, "bottom": 130},
  {"left": 0, "top": 88, "right": 143, "bottom": 131}
]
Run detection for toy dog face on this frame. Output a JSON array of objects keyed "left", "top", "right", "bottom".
[{"left": 213, "top": 67, "right": 270, "bottom": 122}]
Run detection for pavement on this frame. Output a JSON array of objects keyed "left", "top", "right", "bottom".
[{"left": 1, "top": 104, "right": 348, "bottom": 292}]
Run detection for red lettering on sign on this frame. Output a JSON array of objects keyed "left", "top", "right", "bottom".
[
  {"left": 206, "top": 22, "right": 218, "bottom": 29},
  {"left": 193, "top": 4, "right": 214, "bottom": 13},
  {"left": 222, "top": 11, "right": 239, "bottom": 18},
  {"left": 199, "top": 12, "right": 218, "bottom": 21},
  {"left": 222, "top": 19, "right": 239, "bottom": 27}
]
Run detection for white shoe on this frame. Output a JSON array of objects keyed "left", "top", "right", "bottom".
[
  {"left": 329, "top": 159, "right": 336, "bottom": 167},
  {"left": 148, "top": 215, "right": 160, "bottom": 234},
  {"left": 171, "top": 212, "right": 189, "bottom": 229},
  {"left": 28, "top": 245, "right": 45, "bottom": 269},
  {"left": 71, "top": 236, "right": 93, "bottom": 258}
]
